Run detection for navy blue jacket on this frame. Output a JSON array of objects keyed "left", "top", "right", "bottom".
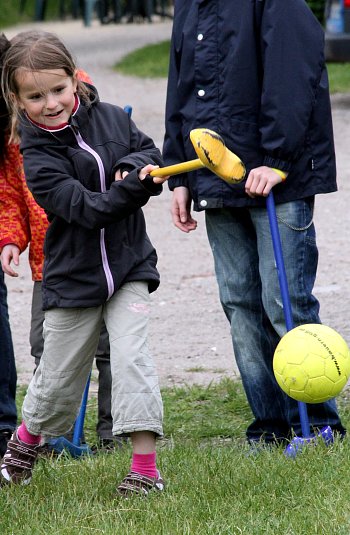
[
  {"left": 163, "top": 0, "right": 337, "bottom": 210},
  {"left": 20, "top": 87, "right": 163, "bottom": 309}
]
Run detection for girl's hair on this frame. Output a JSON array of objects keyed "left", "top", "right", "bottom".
[
  {"left": 1, "top": 30, "right": 91, "bottom": 142},
  {"left": 0, "top": 32, "right": 11, "bottom": 161}
]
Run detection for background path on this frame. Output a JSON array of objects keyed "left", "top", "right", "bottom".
[{"left": 4, "top": 19, "right": 350, "bottom": 390}]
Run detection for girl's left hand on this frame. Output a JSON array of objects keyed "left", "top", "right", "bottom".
[{"left": 245, "top": 166, "right": 286, "bottom": 198}]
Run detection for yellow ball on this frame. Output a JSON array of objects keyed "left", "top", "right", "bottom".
[{"left": 273, "top": 324, "right": 350, "bottom": 403}]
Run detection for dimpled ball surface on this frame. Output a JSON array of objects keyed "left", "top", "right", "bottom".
[{"left": 273, "top": 324, "right": 350, "bottom": 403}]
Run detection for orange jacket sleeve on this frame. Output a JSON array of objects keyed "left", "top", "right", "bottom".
[{"left": 0, "top": 142, "right": 30, "bottom": 253}]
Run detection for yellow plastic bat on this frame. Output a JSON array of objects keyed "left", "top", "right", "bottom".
[{"left": 150, "top": 128, "right": 246, "bottom": 184}]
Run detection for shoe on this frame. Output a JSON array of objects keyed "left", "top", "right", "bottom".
[
  {"left": 117, "top": 471, "right": 165, "bottom": 497},
  {"left": 0, "top": 430, "right": 40, "bottom": 485},
  {"left": 0, "top": 430, "right": 13, "bottom": 458}
]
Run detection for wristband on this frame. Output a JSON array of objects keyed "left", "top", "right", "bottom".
[{"left": 272, "top": 168, "right": 287, "bottom": 181}]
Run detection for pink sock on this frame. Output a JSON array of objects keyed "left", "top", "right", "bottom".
[
  {"left": 131, "top": 451, "right": 157, "bottom": 478},
  {"left": 17, "top": 422, "right": 41, "bottom": 445}
]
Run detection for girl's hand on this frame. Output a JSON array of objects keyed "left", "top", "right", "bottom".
[
  {"left": 139, "top": 164, "right": 169, "bottom": 184},
  {"left": 0, "top": 244, "right": 21, "bottom": 277},
  {"left": 245, "top": 166, "right": 287, "bottom": 198}
]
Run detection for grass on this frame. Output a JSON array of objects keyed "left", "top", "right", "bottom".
[
  {"left": 114, "top": 40, "right": 350, "bottom": 93},
  {"left": 114, "top": 40, "right": 171, "bottom": 78},
  {"left": 327, "top": 63, "right": 350, "bottom": 93},
  {"left": 2, "top": 379, "right": 350, "bottom": 534}
]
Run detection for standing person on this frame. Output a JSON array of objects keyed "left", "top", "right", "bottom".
[
  {"left": 163, "top": 0, "right": 346, "bottom": 445},
  {"left": 0, "top": 33, "right": 17, "bottom": 458},
  {"left": 0, "top": 43, "right": 122, "bottom": 452},
  {"left": 0, "top": 271, "right": 17, "bottom": 457},
  {"left": 0, "top": 30, "right": 167, "bottom": 496}
]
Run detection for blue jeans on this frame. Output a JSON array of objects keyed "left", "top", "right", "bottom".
[
  {"left": 0, "top": 270, "right": 17, "bottom": 433},
  {"left": 205, "top": 198, "right": 345, "bottom": 442}
]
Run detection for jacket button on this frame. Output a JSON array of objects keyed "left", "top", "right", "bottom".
[
  {"left": 198, "top": 89, "right": 205, "bottom": 97},
  {"left": 197, "top": 33, "right": 204, "bottom": 41},
  {"left": 200, "top": 200, "right": 208, "bottom": 207}
]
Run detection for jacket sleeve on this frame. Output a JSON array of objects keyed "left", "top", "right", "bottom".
[
  {"left": 23, "top": 150, "right": 162, "bottom": 231},
  {"left": 0, "top": 144, "right": 30, "bottom": 253},
  {"left": 113, "top": 116, "right": 164, "bottom": 173},
  {"left": 162, "top": 6, "right": 190, "bottom": 191},
  {"left": 258, "top": 0, "right": 327, "bottom": 171}
]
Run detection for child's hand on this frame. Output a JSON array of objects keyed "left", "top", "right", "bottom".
[
  {"left": 139, "top": 164, "right": 169, "bottom": 184},
  {"left": 0, "top": 244, "right": 21, "bottom": 277},
  {"left": 245, "top": 166, "right": 287, "bottom": 198}
]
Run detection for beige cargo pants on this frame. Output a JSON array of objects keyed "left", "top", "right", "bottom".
[{"left": 22, "top": 282, "right": 163, "bottom": 438}]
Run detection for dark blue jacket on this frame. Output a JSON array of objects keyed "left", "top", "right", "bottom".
[
  {"left": 163, "top": 0, "right": 337, "bottom": 210},
  {"left": 20, "top": 87, "right": 163, "bottom": 309}
]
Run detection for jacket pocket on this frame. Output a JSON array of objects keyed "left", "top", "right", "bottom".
[{"left": 228, "top": 118, "right": 263, "bottom": 170}]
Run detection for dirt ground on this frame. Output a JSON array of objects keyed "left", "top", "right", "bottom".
[{"left": 4, "top": 19, "right": 350, "bottom": 392}]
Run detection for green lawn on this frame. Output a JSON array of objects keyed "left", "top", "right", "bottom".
[
  {"left": 327, "top": 62, "right": 350, "bottom": 93},
  {"left": 114, "top": 40, "right": 171, "bottom": 78},
  {"left": 2, "top": 379, "right": 350, "bottom": 534}
]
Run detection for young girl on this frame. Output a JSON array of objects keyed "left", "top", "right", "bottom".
[
  {"left": 0, "top": 30, "right": 167, "bottom": 497},
  {"left": 0, "top": 35, "right": 120, "bottom": 453}
]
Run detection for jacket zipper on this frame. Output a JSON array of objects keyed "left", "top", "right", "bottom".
[{"left": 73, "top": 130, "right": 114, "bottom": 300}]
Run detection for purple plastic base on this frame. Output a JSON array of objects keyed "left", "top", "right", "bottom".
[
  {"left": 284, "top": 425, "right": 334, "bottom": 458},
  {"left": 46, "top": 436, "right": 92, "bottom": 458}
]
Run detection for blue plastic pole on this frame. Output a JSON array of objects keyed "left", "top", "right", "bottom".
[
  {"left": 266, "top": 191, "right": 311, "bottom": 438},
  {"left": 73, "top": 373, "right": 91, "bottom": 446}
]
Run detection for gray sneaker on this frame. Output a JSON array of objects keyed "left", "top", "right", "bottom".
[{"left": 0, "top": 430, "right": 40, "bottom": 485}]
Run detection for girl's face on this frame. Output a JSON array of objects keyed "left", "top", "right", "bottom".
[{"left": 15, "top": 68, "right": 78, "bottom": 127}]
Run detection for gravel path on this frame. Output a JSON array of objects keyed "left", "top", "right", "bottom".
[{"left": 4, "top": 18, "right": 350, "bottom": 391}]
